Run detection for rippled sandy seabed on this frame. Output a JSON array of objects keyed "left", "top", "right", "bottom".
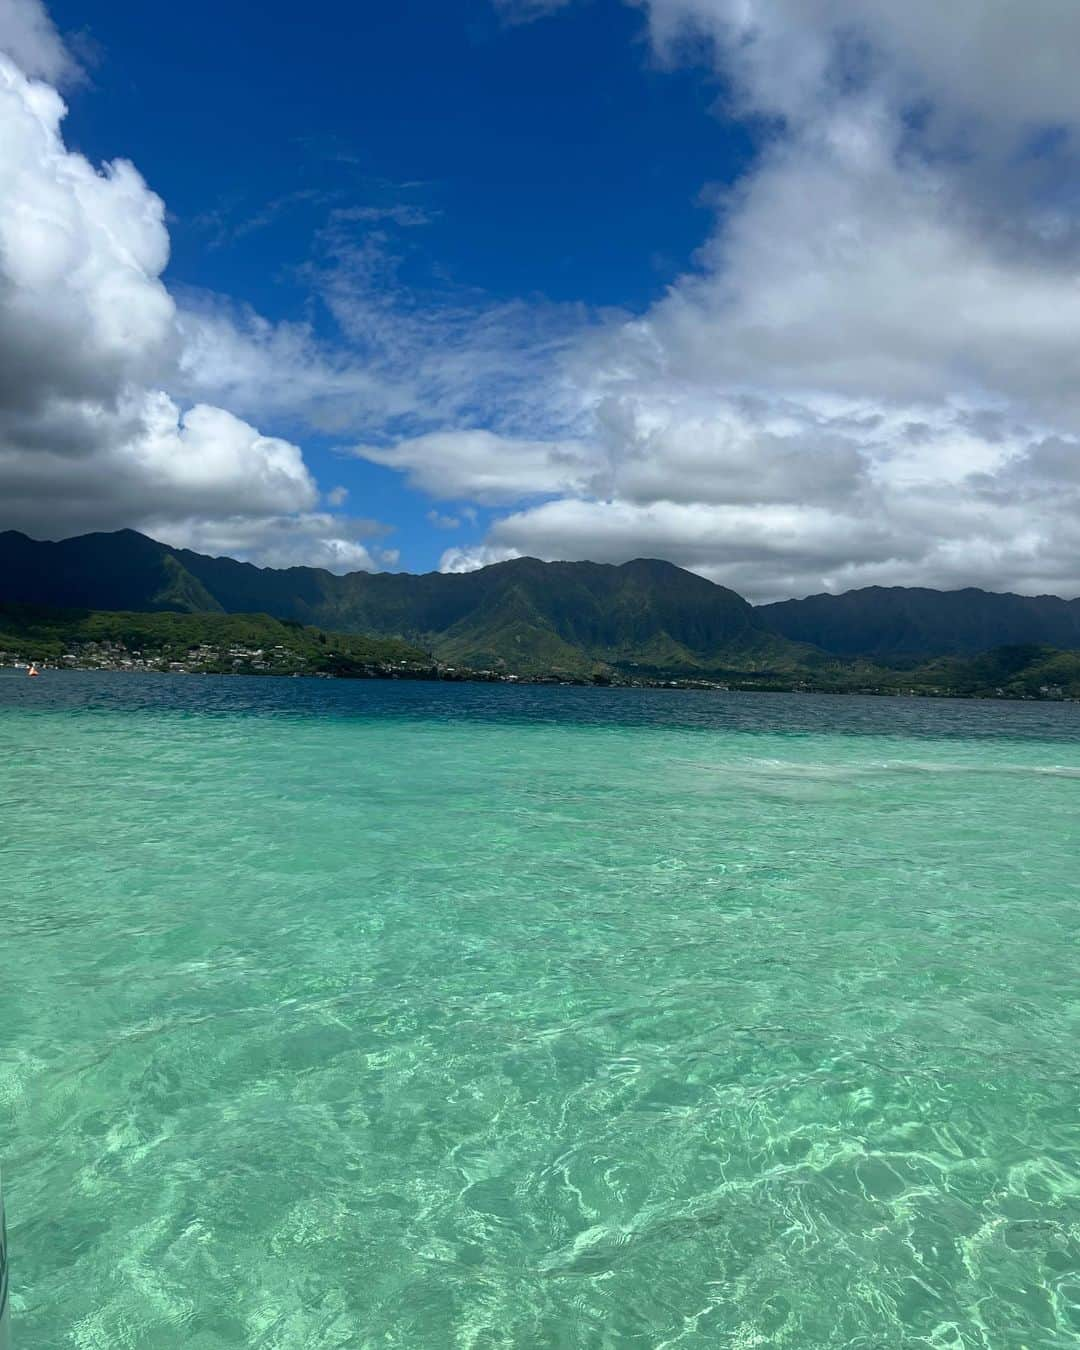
[{"left": 2, "top": 674, "right": 1079, "bottom": 1348}]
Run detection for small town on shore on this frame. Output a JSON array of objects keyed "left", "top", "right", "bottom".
[
  {"left": 2, "top": 634, "right": 1075, "bottom": 701},
  {"left": 0, "top": 635, "right": 732, "bottom": 689}
]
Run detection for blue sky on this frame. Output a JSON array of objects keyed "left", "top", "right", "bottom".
[
  {"left": 4, "top": 1, "right": 1080, "bottom": 599},
  {"left": 47, "top": 0, "right": 752, "bottom": 573},
  {"left": 53, "top": 0, "right": 749, "bottom": 307}
]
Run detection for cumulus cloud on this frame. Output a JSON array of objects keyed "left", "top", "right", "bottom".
[
  {"left": 0, "top": 393, "right": 317, "bottom": 535},
  {"left": 439, "top": 543, "right": 522, "bottom": 573},
  {"left": 0, "top": 10, "right": 580, "bottom": 574},
  {"left": 642, "top": 0, "right": 1080, "bottom": 136},
  {"left": 0, "top": 45, "right": 375, "bottom": 566}
]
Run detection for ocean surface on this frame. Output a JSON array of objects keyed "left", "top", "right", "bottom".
[{"left": 2, "top": 673, "right": 1079, "bottom": 1349}]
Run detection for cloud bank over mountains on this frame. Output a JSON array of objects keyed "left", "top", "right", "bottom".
[{"left": 2, "top": 0, "right": 1080, "bottom": 596}]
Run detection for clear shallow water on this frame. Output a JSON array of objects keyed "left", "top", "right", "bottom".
[{"left": 2, "top": 674, "right": 1080, "bottom": 1349}]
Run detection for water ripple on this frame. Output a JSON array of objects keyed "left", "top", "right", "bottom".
[{"left": 1, "top": 676, "right": 1079, "bottom": 1346}]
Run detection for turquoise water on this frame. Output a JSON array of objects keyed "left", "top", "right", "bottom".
[{"left": 2, "top": 674, "right": 1080, "bottom": 1348}]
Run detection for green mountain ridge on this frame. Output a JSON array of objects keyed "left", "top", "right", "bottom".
[
  {"left": 4, "top": 528, "right": 1080, "bottom": 674},
  {"left": 0, "top": 531, "right": 803, "bottom": 676},
  {"left": 760, "top": 584, "right": 1080, "bottom": 659}
]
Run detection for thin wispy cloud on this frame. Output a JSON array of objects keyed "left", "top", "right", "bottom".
[
  {"left": 490, "top": 0, "right": 576, "bottom": 26},
  {"left": 192, "top": 189, "right": 341, "bottom": 250}
]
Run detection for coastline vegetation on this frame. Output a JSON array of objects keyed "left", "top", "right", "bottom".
[
  {"left": 0, "top": 604, "right": 432, "bottom": 679},
  {"left": 2, "top": 603, "right": 1079, "bottom": 700}
]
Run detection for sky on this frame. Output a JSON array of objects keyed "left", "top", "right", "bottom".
[{"left": 2, "top": 0, "right": 1080, "bottom": 599}]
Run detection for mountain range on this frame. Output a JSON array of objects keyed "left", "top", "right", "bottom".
[
  {"left": 3, "top": 527, "right": 1080, "bottom": 675},
  {"left": 760, "top": 586, "right": 1080, "bottom": 661}
]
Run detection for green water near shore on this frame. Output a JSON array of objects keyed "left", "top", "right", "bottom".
[{"left": 2, "top": 676, "right": 1079, "bottom": 1347}]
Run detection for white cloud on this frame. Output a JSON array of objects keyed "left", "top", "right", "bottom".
[
  {"left": 594, "top": 392, "right": 869, "bottom": 506},
  {"left": 439, "top": 543, "right": 523, "bottom": 573},
  {"left": 478, "top": 496, "right": 902, "bottom": 584},
  {"left": 131, "top": 399, "right": 317, "bottom": 511},
  {"left": 0, "top": 60, "right": 173, "bottom": 409},
  {"left": 147, "top": 513, "right": 388, "bottom": 574},
  {"left": 176, "top": 222, "right": 589, "bottom": 448},
  {"left": 0, "top": 0, "right": 79, "bottom": 85},
  {"left": 0, "top": 391, "right": 317, "bottom": 534},
  {"left": 301, "top": 214, "right": 589, "bottom": 439},
  {"left": 352, "top": 429, "right": 599, "bottom": 503},
  {"left": 642, "top": 0, "right": 1080, "bottom": 136},
  {"left": 174, "top": 297, "right": 418, "bottom": 437},
  {"left": 0, "top": 45, "right": 378, "bottom": 569}
]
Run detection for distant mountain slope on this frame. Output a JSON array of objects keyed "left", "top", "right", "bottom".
[
  {"left": 10, "top": 528, "right": 1079, "bottom": 672},
  {"left": 0, "top": 530, "right": 800, "bottom": 675},
  {"left": 759, "top": 585, "right": 1080, "bottom": 659},
  {"left": 0, "top": 529, "right": 223, "bottom": 613}
]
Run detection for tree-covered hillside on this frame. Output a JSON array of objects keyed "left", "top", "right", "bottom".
[
  {"left": 0, "top": 532, "right": 809, "bottom": 676},
  {"left": 760, "top": 585, "right": 1080, "bottom": 659},
  {"left": 4, "top": 529, "right": 1080, "bottom": 685}
]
